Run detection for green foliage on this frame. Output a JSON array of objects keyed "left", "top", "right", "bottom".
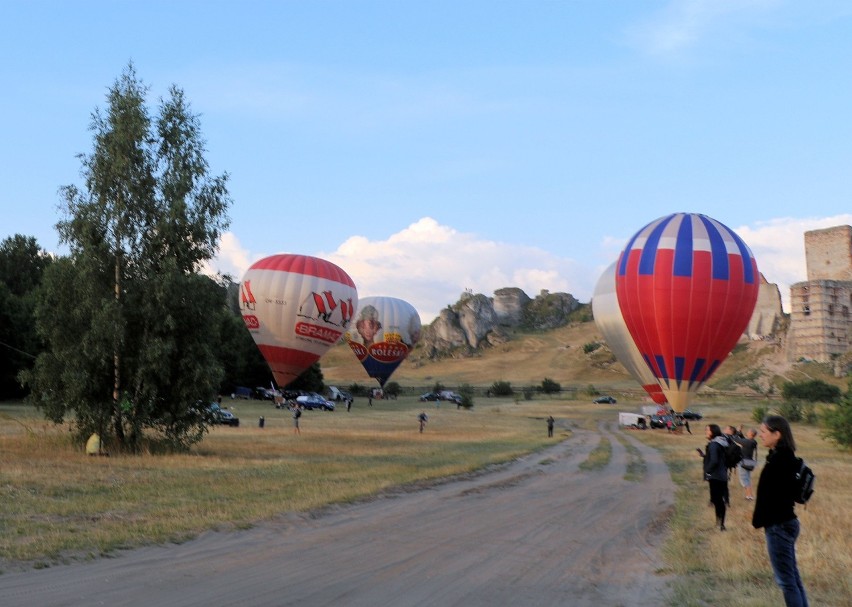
[
  {"left": 540, "top": 377, "right": 561, "bottom": 394},
  {"left": 347, "top": 382, "right": 369, "bottom": 397},
  {"left": 752, "top": 405, "right": 770, "bottom": 424},
  {"left": 777, "top": 400, "right": 804, "bottom": 422},
  {"left": 490, "top": 380, "right": 514, "bottom": 396},
  {"left": 568, "top": 303, "right": 593, "bottom": 323},
  {"left": 25, "top": 64, "right": 231, "bottom": 452},
  {"left": 586, "top": 384, "right": 600, "bottom": 396},
  {"left": 822, "top": 397, "right": 852, "bottom": 449},
  {"left": 288, "top": 363, "right": 324, "bottom": 393},
  {"left": 0, "top": 235, "right": 52, "bottom": 399},
  {"left": 583, "top": 342, "right": 601, "bottom": 354},
  {"left": 457, "top": 383, "right": 475, "bottom": 409},
  {"left": 522, "top": 386, "right": 534, "bottom": 400},
  {"left": 432, "top": 381, "right": 446, "bottom": 394},
  {"left": 781, "top": 379, "right": 841, "bottom": 403},
  {"left": 383, "top": 381, "right": 401, "bottom": 398}
]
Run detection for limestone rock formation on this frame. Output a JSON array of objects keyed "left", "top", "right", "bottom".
[
  {"left": 420, "top": 287, "right": 581, "bottom": 357},
  {"left": 746, "top": 273, "right": 784, "bottom": 339}
]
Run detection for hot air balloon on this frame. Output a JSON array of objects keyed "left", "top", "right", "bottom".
[
  {"left": 615, "top": 213, "right": 759, "bottom": 412},
  {"left": 240, "top": 254, "right": 358, "bottom": 388},
  {"left": 344, "top": 296, "right": 422, "bottom": 387},
  {"left": 593, "top": 262, "right": 667, "bottom": 405}
]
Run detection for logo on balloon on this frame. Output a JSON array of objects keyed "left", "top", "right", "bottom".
[
  {"left": 369, "top": 341, "right": 409, "bottom": 363},
  {"left": 347, "top": 341, "right": 369, "bottom": 361},
  {"left": 240, "top": 281, "right": 257, "bottom": 311},
  {"left": 298, "top": 291, "right": 355, "bottom": 328},
  {"left": 242, "top": 314, "right": 260, "bottom": 330},
  {"left": 295, "top": 321, "right": 343, "bottom": 345}
]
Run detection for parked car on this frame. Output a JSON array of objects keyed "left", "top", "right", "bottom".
[
  {"left": 296, "top": 393, "right": 335, "bottom": 411},
  {"left": 649, "top": 414, "right": 669, "bottom": 429},
  {"left": 680, "top": 409, "right": 703, "bottom": 420},
  {"left": 593, "top": 395, "right": 617, "bottom": 404},
  {"left": 206, "top": 403, "right": 240, "bottom": 427},
  {"left": 419, "top": 392, "right": 440, "bottom": 401}
]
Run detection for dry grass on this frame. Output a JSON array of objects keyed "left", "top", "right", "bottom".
[
  {"left": 1, "top": 393, "right": 850, "bottom": 607},
  {"left": 634, "top": 401, "right": 851, "bottom": 607},
  {"left": 0, "top": 397, "right": 551, "bottom": 569}
]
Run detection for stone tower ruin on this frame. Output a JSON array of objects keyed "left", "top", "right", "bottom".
[{"left": 787, "top": 225, "right": 852, "bottom": 363}]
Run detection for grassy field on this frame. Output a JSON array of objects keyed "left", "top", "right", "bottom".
[{"left": 1, "top": 394, "right": 849, "bottom": 606}]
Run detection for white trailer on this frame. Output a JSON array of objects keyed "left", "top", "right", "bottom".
[{"left": 619, "top": 412, "right": 645, "bottom": 427}]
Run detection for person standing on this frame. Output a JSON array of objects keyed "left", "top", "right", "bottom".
[
  {"left": 292, "top": 404, "right": 302, "bottom": 435},
  {"left": 418, "top": 411, "right": 428, "bottom": 433},
  {"left": 752, "top": 415, "right": 809, "bottom": 607},
  {"left": 547, "top": 416, "right": 555, "bottom": 438},
  {"left": 698, "top": 424, "right": 729, "bottom": 531},
  {"left": 734, "top": 428, "right": 759, "bottom": 500}
]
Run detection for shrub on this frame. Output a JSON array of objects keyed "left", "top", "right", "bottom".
[
  {"left": 777, "top": 399, "right": 804, "bottom": 423},
  {"left": 432, "top": 381, "right": 446, "bottom": 394},
  {"left": 781, "top": 379, "right": 841, "bottom": 403},
  {"left": 583, "top": 342, "right": 601, "bottom": 354},
  {"left": 490, "top": 381, "right": 513, "bottom": 397},
  {"left": 383, "top": 381, "right": 401, "bottom": 398},
  {"left": 822, "top": 399, "right": 852, "bottom": 449},
  {"left": 457, "top": 384, "right": 475, "bottom": 409},
  {"left": 522, "top": 386, "right": 534, "bottom": 400},
  {"left": 752, "top": 405, "right": 770, "bottom": 424},
  {"left": 540, "top": 378, "right": 561, "bottom": 394},
  {"left": 347, "top": 383, "right": 369, "bottom": 397}
]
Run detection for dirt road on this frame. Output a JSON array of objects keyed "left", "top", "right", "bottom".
[{"left": 1, "top": 421, "right": 675, "bottom": 606}]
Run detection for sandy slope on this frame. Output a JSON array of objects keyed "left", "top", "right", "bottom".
[{"left": 1, "top": 421, "right": 675, "bottom": 607}]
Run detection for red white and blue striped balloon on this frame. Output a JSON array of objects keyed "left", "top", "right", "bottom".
[{"left": 615, "top": 213, "right": 759, "bottom": 411}]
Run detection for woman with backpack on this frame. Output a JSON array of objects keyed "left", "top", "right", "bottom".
[
  {"left": 752, "top": 415, "right": 809, "bottom": 607},
  {"left": 697, "top": 423, "right": 729, "bottom": 531}
]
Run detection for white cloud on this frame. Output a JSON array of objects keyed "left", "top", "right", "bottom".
[
  {"left": 626, "top": 0, "right": 781, "bottom": 56},
  {"left": 736, "top": 214, "right": 852, "bottom": 312},
  {"left": 208, "top": 217, "right": 587, "bottom": 324}
]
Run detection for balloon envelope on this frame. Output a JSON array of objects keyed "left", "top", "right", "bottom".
[
  {"left": 593, "top": 262, "right": 667, "bottom": 405},
  {"left": 615, "top": 213, "right": 759, "bottom": 411},
  {"left": 344, "top": 296, "right": 422, "bottom": 387},
  {"left": 240, "top": 254, "right": 358, "bottom": 388}
]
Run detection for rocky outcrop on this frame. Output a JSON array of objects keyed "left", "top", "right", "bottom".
[
  {"left": 420, "top": 288, "right": 581, "bottom": 357},
  {"left": 492, "top": 288, "right": 531, "bottom": 326},
  {"left": 746, "top": 274, "right": 784, "bottom": 339}
]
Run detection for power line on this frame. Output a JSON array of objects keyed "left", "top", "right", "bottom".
[{"left": 0, "top": 340, "right": 36, "bottom": 359}]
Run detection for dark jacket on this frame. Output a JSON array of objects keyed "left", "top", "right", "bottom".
[
  {"left": 752, "top": 445, "right": 798, "bottom": 529},
  {"left": 703, "top": 437, "right": 728, "bottom": 482},
  {"left": 733, "top": 435, "right": 758, "bottom": 461}
]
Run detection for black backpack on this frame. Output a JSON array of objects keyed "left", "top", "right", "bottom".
[
  {"left": 723, "top": 436, "right": 743, "bottom": 469},
  {"left": 794, "top": 457, "right": 815, "bottom": 505}
]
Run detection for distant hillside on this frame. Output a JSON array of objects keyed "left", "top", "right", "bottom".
[{"left": 321, "top": 317, "right": 845, "bottom": 395}]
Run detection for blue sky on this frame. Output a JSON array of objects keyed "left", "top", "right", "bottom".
[{"left": 3, "top": 1, "right": 852, "bottom": 322}]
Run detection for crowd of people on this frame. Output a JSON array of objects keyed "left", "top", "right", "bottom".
[{"left": 698, "top": 416, "right": 809, "bottom": 607}]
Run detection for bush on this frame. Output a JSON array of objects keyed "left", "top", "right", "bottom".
[
  {"left": 457, "top": 384, "right": 475, "bottom": 409},
  {"left": 823, "top": 399, "right": 852, "bottom": 449},
  {"left": 777, "top": 400, "right": 804, "bottom": 423},
  {"left": 583, "top": 342, "right": 601, "bottom": 354},
  {"left": 781, "top": 379, "right": 841, "bottom": 403},
  {"left": 522, "top": 386, "right": 534, "bottom": 400},
  {"left": 432, "top": 381, "right": 446, "bottom": 394},
  {"left": 490, "top": 381, "right": 514, "bottom": 397},
  {"left": 752, "top": 405, "right": 770, "bottom": 424},
  {"left": 347, "top": 383, "right": 369, "bottom": 397},
  {"left": 383, "top": 381, "right": 401, "bottom": 398},
  {"left": 540, "top": 378, "right": 561, "bottom": 394}
]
